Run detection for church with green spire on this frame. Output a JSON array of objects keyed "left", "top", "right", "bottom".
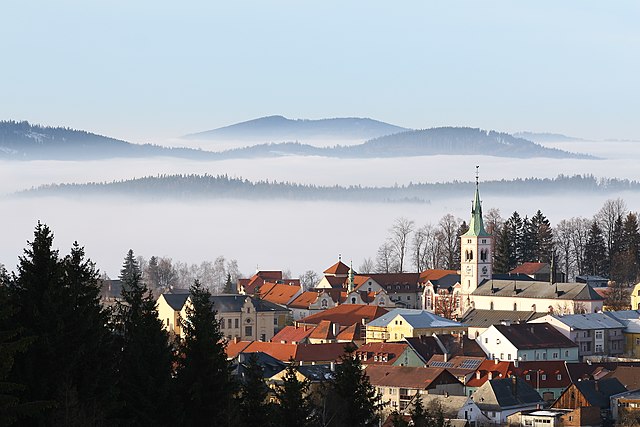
[{"left": 460, "top": 170, "right": 493, "bottom": 313}]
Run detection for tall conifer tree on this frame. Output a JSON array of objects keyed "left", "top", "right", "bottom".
[{"left": 176, "top": 280, "right": 235, "bottom": 426}]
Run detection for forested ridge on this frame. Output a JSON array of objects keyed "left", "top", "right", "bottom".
[
  {"left": 20, "top": 174, "right": 640, "bottom": 202},
  {"left": 0, "top": 120, "right": 590, "bottom": 160}
]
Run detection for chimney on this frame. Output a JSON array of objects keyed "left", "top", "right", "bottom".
[
  {"left": 495, "top": 358, "right": 499, "bottom": 365},
  {"left": 233, "top": 336, "right": 239, "bottom": 344},
  {"left": 332, "top": 322, "right": 340, "bottom": 337},
  {"left": 443, "top": 353, "right": 449, "bottom": 363},
  {"left": 330, "top": 361, "right": 335, "bottom": 372},
  {"left": 514, "top": 360, "right": 519, "bottom": 368},
  {"left": 476, "top": 371, "right": 481, "bottom": 380}
]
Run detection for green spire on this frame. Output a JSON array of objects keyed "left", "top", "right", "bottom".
[
  {"left": 464, "top": 167, "right": 490, "bottom": 237},
  {"left": 347, "top": 261, "right": 355, "bottom": 293}
]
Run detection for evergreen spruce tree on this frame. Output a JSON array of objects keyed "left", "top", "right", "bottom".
[
  {"left": 621, "top": 213, "right": 640, "bottom": 284},
  {"left": 223, "top": 273, "right": 234, "bottom": 294},
  {"left": 609, "top": 216, "right": 625, "bottom": 284},
  {"left": 493, "top": 223, "right": 516, "bottom": 274},
  {"left": 176, "top": 280, "right": 235, "bottom": 426},
  {"left": 273, "top": 361, "right": 316, "bottom": 427},
  {"left": 389, "top": 410, "right": 409, "bottom": 427},
  {"left": 530, "top": 210, "right": 553, "bottom": 262},
  {"left": 410, "top": 394, "right": 427, "bottom": 427},
  {"left": 584, "top": 221, "right": 608, "bottom": 276},
  {"left": 520, "top": 216, "right": 536, "bottom": 263},
  {"left": 329, "top": 346, "right": 383, "bottom": 427},
  {"left": 237, "top": 353, "right": 273, "bottom": 427},
  {"left": 7, "top": 223, "right": 115, "bottom": 425},
  {"left": 114, "top": 249, "right": 175, "bottom": 426}
]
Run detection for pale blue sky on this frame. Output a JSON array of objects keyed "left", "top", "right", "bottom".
[{"left": 2, "top": 1, "right": 638, "bottom": 142}]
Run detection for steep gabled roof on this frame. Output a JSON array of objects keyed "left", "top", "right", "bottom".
[
  {"left": 160, "top": 293, "right": 190, "bottom": 311},
  {"left": 466, "top": 360, "right": 512, "bottom": 387},
  {"left": 309, "top": 320, "right": 336, "bottom": 341},
  {"left": 299, "top": 304, "right": 388, "bottom": 326},
  {"left": 257, "top": 282, "right": 302, "bottom": 305},
  {"left": 211, "top": 294, "right": 289, "bottom": 313},
  {"left": 493, "top": 323, "right": 577, "bottom": 350},
  {"left": 336, "top": 322, "right": 362, "bottom": 342},
  {"left": 288, "top": 291, "right": 321, "bottom": 309},
  {"left": 572, "top": 379, "right": 627, "bottom": 408},
  {"left": 227, "top": 341, "right": 348, "bottom": 363},
  {"left": 324, "top": 261, "right": 351, "bottom": 276}
]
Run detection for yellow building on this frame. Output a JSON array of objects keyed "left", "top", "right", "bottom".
[
  {"left": 365, "top": 308, "right": 466, "bottom": 343},
  {"left": 603, "top": 310, "right": 640, "bottom": 358},
  {"left": 631, "top": 282, "right": 640, "bottom": 311}
]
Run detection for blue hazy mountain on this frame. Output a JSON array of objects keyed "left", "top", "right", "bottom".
[
  {"left": 0, "top": 120, "right": 215, "bottom": 160},
  {"left": 513, "top": 131, "right": 585, "bottom": 143},
  {"left": 0, "top": 120, "right": 593, "bottom": 160},
  {"left": 183, "top": 115, "right": 409, "bottom": 141}
]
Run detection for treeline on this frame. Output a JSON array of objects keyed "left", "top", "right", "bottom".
[
  {"left": 0, "top": 223, "right": 402, "bottom": 426},
  {"left": 21, "top": 174, "right": 640, "bottom": 203},
  {"left": 366, "top": 198, "right": 640, "bottom": 289}
]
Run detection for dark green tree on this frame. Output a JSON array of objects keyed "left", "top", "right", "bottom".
[
  {"left": 584, "top": 221, "right": 608, "bottom": 276},
  {"left": 389, "top": 410, "right": 409, "bottom": 427},
  {"left": 145, "top": 256, "right": 161, "bottom": 291},
  {"left": 411, "top": 394, "right": 427, "bottom": 427},
  {"left": 114, "top": 249, "right": 175, "bottom": 426},
  {"left": 621, "top": 213, "right": 640, "bottom": 284},
  {"left": 609, "top": 216, "right": 625, "bottom": 284},
  {"left": 7, "top": 223, "right": 115, "bottom": 425},
  {"left": 237, "top": 353, "right": 273, "bottom": 427},
  {"left": 530, "top": 210, "right": 553, "bottom": 262},
  {"left": 493, "top": 223, "right": 516, "bottom": 274},
  {"left": 273, "top": 361, "right": 316, "bottom": 427},
  {"left": 328, "top": 346, "right": 383, "bottom": 427},
  {"left": 223, "top": 273, "right": 234, "bottom": 294},
  {"left": 176, "top": 280, "right": 235, "bottom": 426}
]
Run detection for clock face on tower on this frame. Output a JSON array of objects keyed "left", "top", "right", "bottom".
[
  {"left": 465, "top": 265, "right": 472, "bottom": 275},
  {"left": 482, "top": 266, "right": 488, "bottom": 275}
]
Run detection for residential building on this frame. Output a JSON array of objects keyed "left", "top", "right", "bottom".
[
  {"left": 509, "top": 261, "right": 565, "bottom": 282},
  {"left": 458, "top": 377, "right": 544, "bottom": 426},
  {"left": 460, "top": 308, "right": 545, "bottom": 339},
  {"left": 604, "top": 310, "right": 640, "bottom": 358},
  {"left": 225, "top": 340, "right": 348, "bottom": 364},
  {"left": 237, "top": 270, "right": 300, "bottom": 295},
  {"left": 507, "top": 407, "right": 600, "bottom": 427},
  {"left": 366, "top": 365, "right": 464, "bottom": 413},
  {"left": 552, "top": 378, "right": 627, "bottom": 422},
  {"left": 611, "top": 389, "right": 640, "bottom": 424},
  {"left": 365, "top": 308, "right": 465, "bottom": 343},
  {"left": 476, "top": 323, "right": 579, "bottom": 363},
  {"left": 157, "top": 292, "right": 289, "bottom": 342},
  {"left": 297, "top": 304, "right": 388, "bottom": 329},
  {"left": 366, "top": 273, "right": 422, "bottom": 309},
  {"left": 530, "top": 312, "right": 625, "bottom": 358},
  {"left": 355, "top": 342, "right": 427, "bottom": 367},
  {"left": 421, "top": 272, "right": 462, "bottom": 318}
]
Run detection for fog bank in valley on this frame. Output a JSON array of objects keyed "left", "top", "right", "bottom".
[{"left": 2, "top": 139, "right": 640, "bottom": 280}]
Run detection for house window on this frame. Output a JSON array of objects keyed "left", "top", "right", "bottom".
[
  {"left": 485, "top": 338, "right": 488, "bottom": 344},
  {"left": 526, "top": 374, "right": 530, "bottom": 380},
  {"left": 247, "top": 307, "right": 250, "bottom": 314},
  {"left": 595, "top": 330, "right": 603, "bottom": 340},
  {"left": 245, "top": 326, "right": 252, "bottom": 336},
  {"left": 260, "top": 333, "right": 266, "bottom": 341},
  {"left": 228, "top": 318, "right": 232, "bottom": 329},
  {"left": 490, "top": 302, "right": 494, "bottom": 310},
  {"left": 235, "top": 319, "right": 239, "bottom": 328},
  {"left": 552, "top": 352, "right": 558, "bottom": 359},
  {"left": 407, "top": 296, "right": 411, "bottom": 300},
  {"left": 166, "top": 318, "right": 170, "bottom": 327},
  {"left": 557, "top": 374, "right": 562, "bottom": 380},
  {"left": 514, "top": 303, "right": 517, "bottom": 311},
  {"left": 500, "top": 353, "right": 504, "bottom": 360},
  {"left": 274, "top": 318, "right": 278, "bottom": 325},
  {"left": 321, "top": 299, "right": 328, "bottom": 308},
  {"left": 541, "top": 374, "right": 547, "bottom": 380},
  {"left": 220, "top": 318, "right": 225, "bottom": 329},
  {"left": 351, "top": 297, "right": 356, "bottom": 304},
  {"left": 508, "top": 354, "right": 511, "bottom": 360},
  {"left": 565, "top": 350, "right": 569, "bottom": 357},
  {"left": 595, "top": 344, "right": 603, "bottom": 352}
]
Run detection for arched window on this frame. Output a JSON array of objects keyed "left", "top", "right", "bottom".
[
  {"left": 514, "top": 302, "right": 517, "bottom": 311},
  {"left": 490, "top": 301, "right": 494, "bottom": 310},
  {"left": 321, "top": 299, "right": 328, "bottom": 308},
  {"left": 469, "top": 250, "right": 473, "bottom": 261},
  {"left": 351, "top": 297, "right": 356, "bottom": 304}
]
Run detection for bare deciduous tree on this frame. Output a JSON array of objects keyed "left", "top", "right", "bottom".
[
  {"left": 436, "top": 214, "right": 462, "bottom": 270},
  {"left": 359, "top": 258, "right": 374, "bottom": 274},
  {"left": 299, "top": 270, "right": 319, "bottom": 291},
  {"left": 375, "top": 240, "right": 396, "bottom": 273},
  {"left": 595, "top": 198, "right": 627, "bottom": 270},
  {"left": 389, "top": 217, "right": 415, "bottom": 273}
]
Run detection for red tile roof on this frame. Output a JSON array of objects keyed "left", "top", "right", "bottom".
[
  {"left": 336, "top": 323, "right": 362, "bottom": 342},
  {"left": 324, "top": 261, "right": 351, "bottom": 276},
  {"left": 419, "top": 270, "right": 459, "bottom": 283},
  {"left": 466, "top": 360, "right": 512, "bottom": 387},
  {"left": 299, "top": 304, "right": 388, "bottom": 327},
  {"left": 309, "top": 320, "right": 336, "bottom": 341},
  {"left": 271, "top": 325, "right": 315, "bottom": 344},
  {"left": 257, "top": 282, "right": 301, "bottom": 305},
  {"left": 227, "top": 341, "right": 348, "bottom": 363},
  {"left": 509, "top": 262, "right": 548, "bottom": 275},
  {"left": 288, "top": 291, "right": 321, "bottom": 309},
  {"left": 355, "top": 342, "right": 410, "bottom": 365},
  {"left": 322, "top": 276, "right": 347, "bottom": 288},
  {"left": 226, "top": 340, "right": 253, "bottom": 358}
]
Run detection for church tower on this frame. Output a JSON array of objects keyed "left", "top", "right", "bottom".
[{"left": 460, "top": 168, "right": 492, "bottom": 313}]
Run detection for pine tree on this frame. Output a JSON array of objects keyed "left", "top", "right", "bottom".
[
  {"left": 329, "top": 345, "right": 383, "bottom": 427},
  {"left": 530, "top": 210, "right": 553, "bottom": 262},
  {"left": 7, "top": 223, "right": 116, "bottom": 425},
  {"left": 494, "top": 223, "right": 516, "bottom": 274},
  {"left": 273, "top": 361, "right": 316, "bottom": 427},
  {"left": 114, "top": 249, "right": 175, "bottom": 426},
  {"left": 389, "top": 410, "right": 409, "bottom": 427},
  {"left": 609, "top": 216, "right": 625, "bottom": 284},
  {"left": 621, "top": 213, "right": 640, "bottom": 284},
  {"left": 410, "top": 394, "right": 427, "bottom": 427},
  {"left": 237, "top": 353, "right": 273, "bottom": 427},
  {"left": 584, "top": 221, "right": 608, "bottom": 276},
  {"left": 176, "top": 280, "right": 235, "bottom": 426}
]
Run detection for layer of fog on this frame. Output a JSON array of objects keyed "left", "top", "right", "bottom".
[
  {"left": 3, "top": 139, "right": 640, "bottom": 280},
  {"left": 160, "top": 136, "right": 370, "bottom": 151}
]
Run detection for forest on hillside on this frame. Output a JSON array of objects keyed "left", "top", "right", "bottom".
[{"left": 19, "top": 174, "right": 640, "bottom": 203}]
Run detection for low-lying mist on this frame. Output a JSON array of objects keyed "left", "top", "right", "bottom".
[{"left": 3, "top": 139, "right": 640, "bottom": 280}]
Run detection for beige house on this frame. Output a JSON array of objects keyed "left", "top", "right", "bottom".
[
  {"left": 157, "top": 292, "right": 290, "bottom": 342},
  {"left": 365, "top": 308, "right": 466, "bottom": 343}
]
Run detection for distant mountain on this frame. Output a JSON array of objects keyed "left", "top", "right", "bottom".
[
  {"left": 0, "top": 120, "right": 216, "bottom": 160},
  {"left": 19, "top": 174, "right": 638, "bottom": 202},
  {"left": 184, "top": 115, "right": 409, "bottom": 141},
  {"left": 219, "top": 127, "right": 594, "bottom": 159},
  {"left": 513, "top": 131, "right": 585, "bottom": 143},
  {"left": 0, "top": 121, "right": 594, "bottom": 161}
]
